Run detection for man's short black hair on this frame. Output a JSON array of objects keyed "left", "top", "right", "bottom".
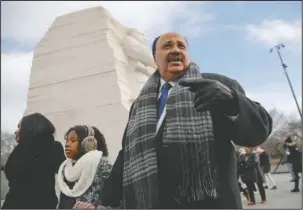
[
  {"left": 152, "top": 36, "right": 161, "bottom": 58},
  {"left": 151, "top": 35, "right": 188, "bottom": 59}
]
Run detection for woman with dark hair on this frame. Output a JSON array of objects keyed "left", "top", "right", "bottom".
[
  {"left": 92, "top": 126, "right": 109, "bottom": 157},
  {"left": 58, "top": 125, "right": 112, "bottom": 209},
  {"left": 2, "top": 113, "right": 66, "bottom": 209},
  {"left": 239, "top": 148, "right": 266, "bottom": 206}
]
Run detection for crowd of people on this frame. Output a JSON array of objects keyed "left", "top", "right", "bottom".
[
  {"left": 2, "top": 113, "right": 113, "bottom": 209},
  {"left": 1, "top": 32, "right": 282, "bottom": 209},
  {"left": 236, "top": 137, "right": 302, "bottom": 206}
]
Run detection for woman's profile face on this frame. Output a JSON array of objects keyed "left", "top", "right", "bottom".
[
  {"left": 14, "top": 120, "right": 21, "bottom": 142},
  {"left": 65, "top": 130, "right": 79, "bottom": 159}
]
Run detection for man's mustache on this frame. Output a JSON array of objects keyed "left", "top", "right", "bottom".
[{"left": 167, "top": 51, "right": 183, "bottom": 62}]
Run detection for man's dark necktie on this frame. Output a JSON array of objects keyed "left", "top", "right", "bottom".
[{"left": 157, "top": 82, "right": 172, "bottom": 121}]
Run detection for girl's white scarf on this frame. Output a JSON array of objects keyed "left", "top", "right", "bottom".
[{"left": 58, "top": 150, "right": 103, "bottom": 198}]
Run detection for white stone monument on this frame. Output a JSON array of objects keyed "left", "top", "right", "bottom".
[{"left": 24, "top": 6, "right": 156, "bottom": 162}]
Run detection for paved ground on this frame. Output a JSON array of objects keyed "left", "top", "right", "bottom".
[
  {"left": 1, "top": 172, "right": 301, "bottom": 209},
  {"left": 242, "top": 173, "right": 301, "bottom": 209}
]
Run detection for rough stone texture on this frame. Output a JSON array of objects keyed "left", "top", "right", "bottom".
[{"left": 24, "top": 6, "right": 156, "bottom": 163}]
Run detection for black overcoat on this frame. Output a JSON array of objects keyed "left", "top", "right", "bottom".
[
  {"left": 2, "top": 137, "right": 65, "bottom": 209},
  {"left": 101, "top": 73, "right": 272, "bottom": 209}
]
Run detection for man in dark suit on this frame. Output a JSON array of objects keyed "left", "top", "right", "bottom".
[{"left": 98, "top": 32, "right": 272, "bottom": 209}]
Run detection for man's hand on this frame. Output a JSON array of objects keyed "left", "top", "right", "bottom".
[{"left": 179, "top": 78, "right": 239, "bottom": 115}]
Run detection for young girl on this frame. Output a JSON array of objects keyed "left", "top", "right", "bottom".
[{"left": 57, "top": 125, "right": 112, "bottom": 209}]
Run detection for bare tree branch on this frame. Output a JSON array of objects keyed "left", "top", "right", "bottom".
[
  {"left": 261, "top": 109, "right": 302, "bottom": 158},
  {"left": 1, "top": 131, "right": 16, "bottom": 167}
]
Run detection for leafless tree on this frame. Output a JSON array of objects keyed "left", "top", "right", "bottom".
[
  {"left": 261, "top": 109, "right": 302, "bottom": 157},
  {"left": 1, "top": 131, "right": 16, "bottom": 167}
]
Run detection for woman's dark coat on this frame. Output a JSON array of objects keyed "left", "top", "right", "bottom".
[
  {"left": 237, "top": 154, "right": 246, "bottom": 178},
  {"left": 240, "top": 153, "right": 265, "bottom": 183},
  {"left": 288, "top": 145, "right": 302, "bottom": 173},
  {"left": 259, "top": 151, "right": 271, "bottom": 173},
  {"left": 2, "top": 136, "right": 65, "bottom": 209}
]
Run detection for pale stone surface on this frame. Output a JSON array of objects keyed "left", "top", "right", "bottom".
[{"left": 24, "top": 6, "right": 156, "bottom": 164}]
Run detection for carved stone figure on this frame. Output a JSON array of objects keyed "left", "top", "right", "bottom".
[
  {"left": 24, "top": 6, "right": 156, "bottom": 163},
  {"left": 120, "top": 28, "right": 156, "bottom": 109}
]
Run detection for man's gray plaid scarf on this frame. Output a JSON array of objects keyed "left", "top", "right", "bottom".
[{"left": 122, "top": 62, "right": 219, "bottom": 208}]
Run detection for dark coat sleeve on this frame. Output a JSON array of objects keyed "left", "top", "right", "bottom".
[
  {"left": 202, "top": 73, "right": 273, "bottom": 147},
  {"left": 230, "top": 78, "right": 273, "bottom": 146},
  {"left": 52, "top": 141, "right": 66, "bottom": 173},
  {"left": 99, "top": 150, "right": 125, "bottom": 207},
  {"left": 100, "top": 103, "right": 135, "bottom": 207}
]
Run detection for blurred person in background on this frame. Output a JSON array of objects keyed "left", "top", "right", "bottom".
[
  {"left": 255, "top": 147, "right": 277, "bottom": 190},
  {"left": 282, "top": 141, "right": 296, "bottom": 181},
  {"left": 2, "top": 113, "right": 66, "bottom": 209},
  {"left": 240, "top": 147, "right": 266, "bottom": 206},
  {"left": 237, "top": 148, "right": 250, "bottom": 202},
  {"left": 284, "top": 136, "right": 302, "bottom": 192}
]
